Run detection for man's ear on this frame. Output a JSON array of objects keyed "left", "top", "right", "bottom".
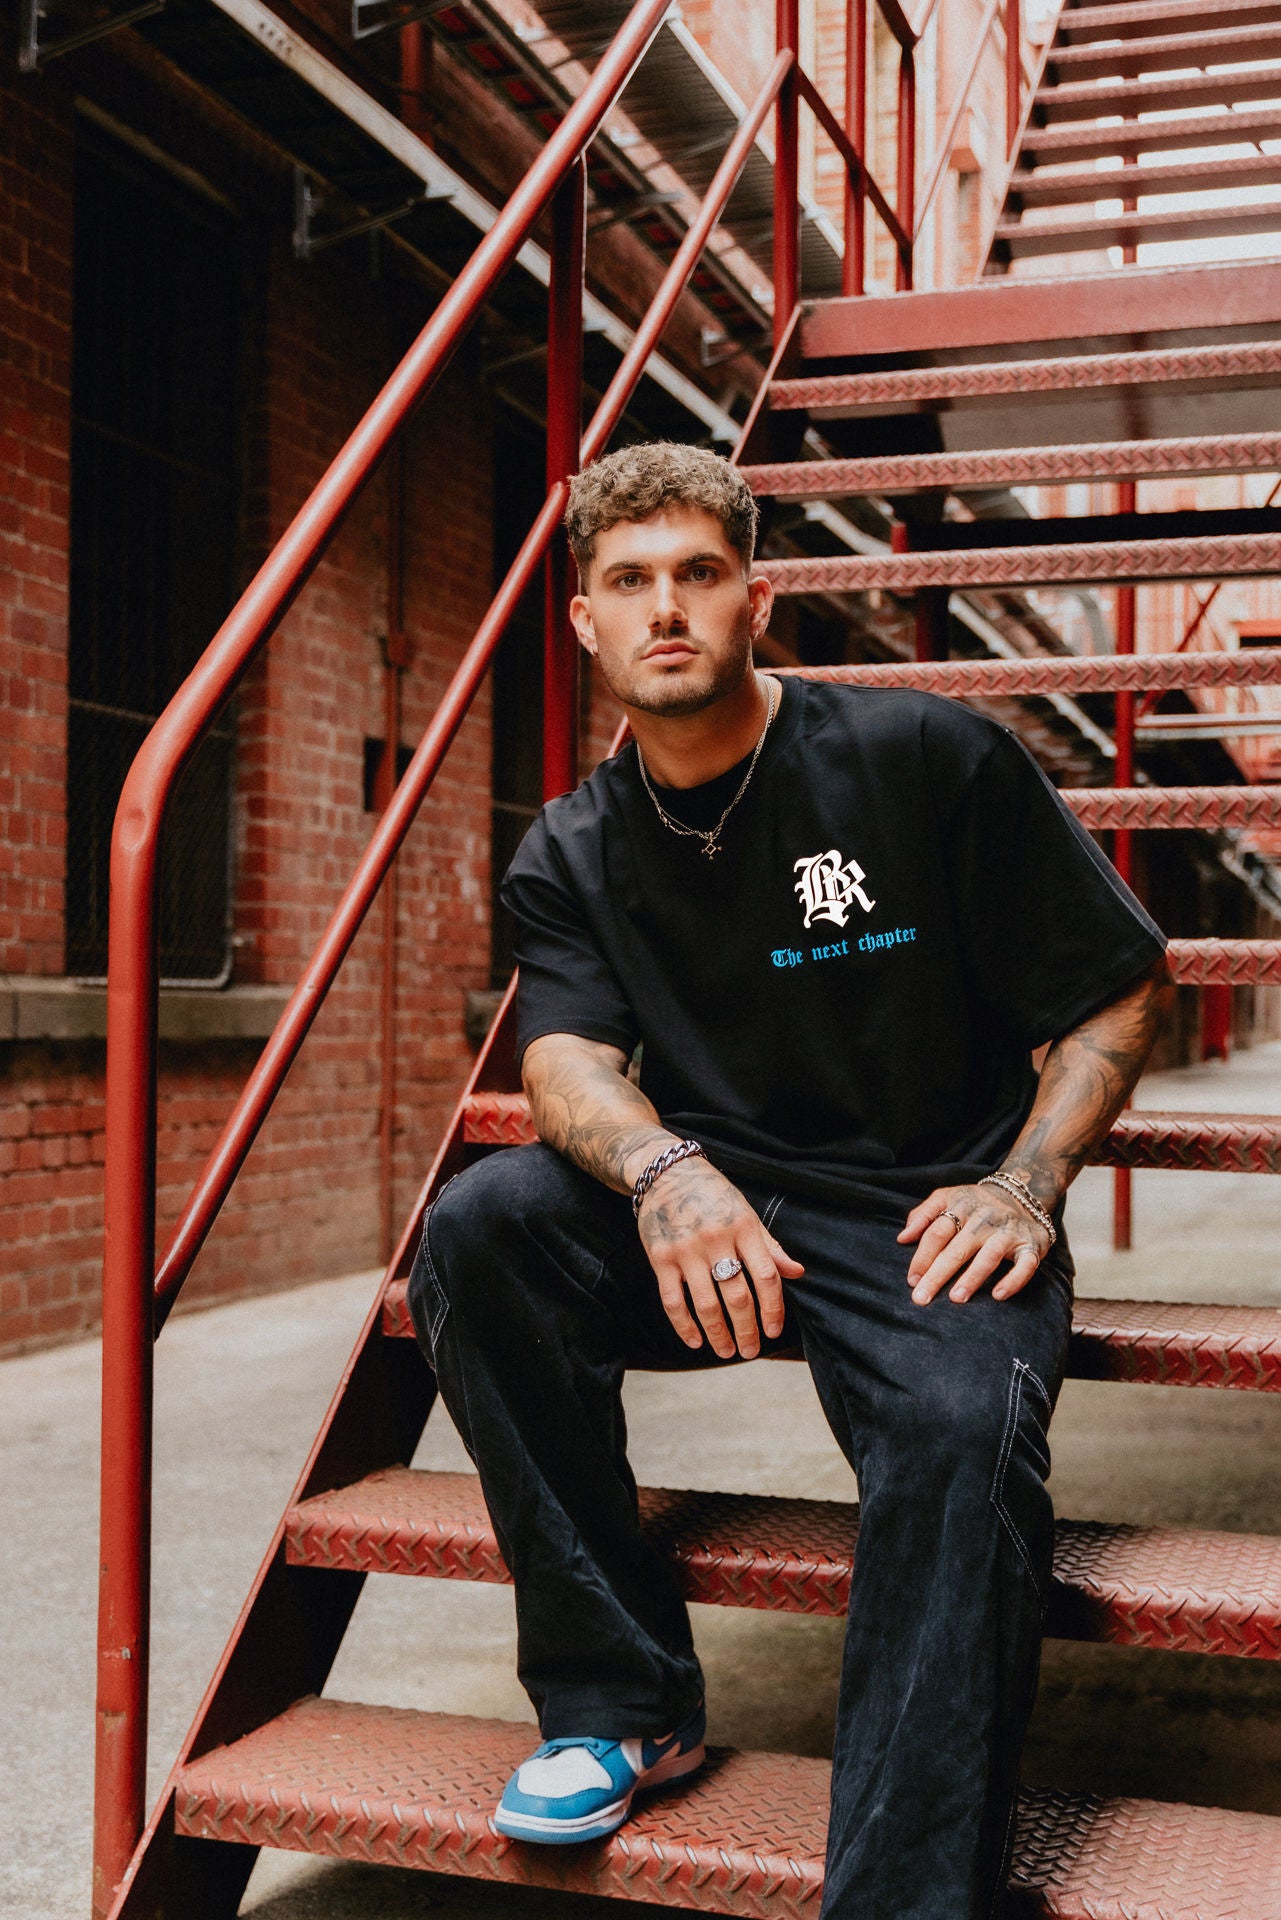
[
  {"left": 747, "top": 571, "right": 774, "bottom": 644},
  {"left": 570, "top": 591, "right": 597, "bottom": 659}
]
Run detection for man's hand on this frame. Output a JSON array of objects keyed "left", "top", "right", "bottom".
[
  {"left": 898, "top": 955, "right": 1172, "bottom": 1307},
  {"left": 636, "top": 1155, "right": 803, "bottom": 1358},
  {"left": 523, "top": 1031, "right": 803, "bottom": 1358},
  {"left": 899, "top": 1183, "right": 1049, "bottom": 1306}
]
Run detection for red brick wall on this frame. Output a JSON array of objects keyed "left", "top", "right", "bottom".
[{"left": 0, "top": 58, "right": 497, "bottom": 1352}]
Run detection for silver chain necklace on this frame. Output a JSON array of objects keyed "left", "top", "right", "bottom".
[{"left": 636, "top": 675, "right": 778, "bottom": 861}]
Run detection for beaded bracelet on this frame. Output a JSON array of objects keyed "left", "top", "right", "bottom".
[
  {"left": 631, "top": 1139, "right": 706, "bottom": 1218},
  {"left": 978, "top": 1171, "right": 1057, "bottom": 1247}
]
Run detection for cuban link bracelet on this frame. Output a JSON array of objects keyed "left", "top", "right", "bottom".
[
  {"left": 978, "top": 1171, "right": 1057, "bottom": 1247},
  {"left": 632, "top": 1139, "right": 706, "bottom": 1218},
  {"left": 636, "top": 675, "right": 777, "bottom": 861}
]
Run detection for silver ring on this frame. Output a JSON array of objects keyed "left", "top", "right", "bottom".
[
  {"left": 711, "top": 1256, "right": 744, "bottom": 1284},
  {"left": 941, "top": 1209, "right": 963, "bottom": 1233}
]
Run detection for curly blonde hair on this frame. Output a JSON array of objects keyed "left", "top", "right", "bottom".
[{"left": 565, "top": 441, "right": 758, "bottom": 579}]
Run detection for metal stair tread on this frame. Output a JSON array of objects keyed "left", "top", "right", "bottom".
[
  {"left": 452, "top": 1087, "right": 1281, "bottom": 1174},
  {"left": 1048, "top": 20, "right": 1281, "bottom": 81},
  {"left": 1021, "top": 103, "right": 1281, "bottom": 161},
  {"left": 740, "top": 433, "right": 1281, "bottom": 495},
  {"left": 173, "top": 1695, "right": 1281, "bottom": 1915},
  {"left": 1009, "top": 152, "right": 1281, "bottom": 209},
  {"left": 1058, "top": 0, "right": 1281, "bottom": 44},
  {"left": 284, "top": 1464, "right": 1281, "bottom": 1656},
  {"left": 995, "top": 201, "right": 1281, "bottom": 259},
  {"left": 757, "top": 530, "right": 1281, "bottom": 592},
  {"left": 380, "top": 1279, "right": 1281, "bottom": 1389},
  {"left": 1034, "top": 65, "right": 1281, "bottom": 123}
]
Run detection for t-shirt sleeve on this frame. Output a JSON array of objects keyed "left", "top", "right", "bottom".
[
  {"left": 943, "top": 726, "right": 1168, "bottom": 1047},
  {"left": 499, "top": 815, "right": 640, "bottom": 1066}
]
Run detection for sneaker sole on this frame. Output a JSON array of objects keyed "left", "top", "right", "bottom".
[{"left": 494, "top": 1742, "right": 706, "bottom": 1847}]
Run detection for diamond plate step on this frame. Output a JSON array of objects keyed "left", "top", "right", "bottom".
[
  {"left": 1035, "top": 65, "right": 1281, "bottom": 123},
  {"left": 173, "top": 1697, "right": 1281, "bottom": 1917},
  {"left": 769, "top": 342, "right": 1281, "bottom": 417},
  {"left": 1009, "top": 152, "right": 1281, "bottom": 210},
  {"left": 741, "top": 433, "right": 1281, "bottom": 496},
  {"left": 995, "top": 199, "right": 1281, "bottom": 261},
  {"left": 758, "top": 531, "right": 1281, "bottom": 593},
  {"left": 380, "top": 1281, "right": 1281, "bottom": 1389},
  {"left": 452, "top": 1092, "right": 1281, "bottom": 1175},
  {"left": 285, "top": 1466, "right": 1281, "bottom": 1658},
  {"left": 1058, "top": 0, "right": 1281, "bottom": 44},
  {"left": 1049, "top": 20, "right": 1281, "bottom": 80},
  {"left": 1022, "top": 103, "right": 1281, "bottom": 164}
]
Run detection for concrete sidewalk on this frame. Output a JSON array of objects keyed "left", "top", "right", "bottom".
[{"left": 4, "top": 1047, "right": 1281, "bottom": 1919}]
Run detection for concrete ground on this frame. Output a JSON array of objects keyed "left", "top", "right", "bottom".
[{"left": 4, "top": 1047, "right": 1281, "bottom": 1919}]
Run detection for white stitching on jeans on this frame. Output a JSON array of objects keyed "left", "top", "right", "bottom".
[
  {"left": 761, "top": 1193, "right": 785, "bottom": 1232},
  {"left": 990, "top": 1360, "right": 1046, "bottom": 1597}
]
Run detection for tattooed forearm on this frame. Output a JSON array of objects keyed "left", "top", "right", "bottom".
[
  {"left": 1001, "top": 955, "right": 1174, "bottom": 1209},
  {"left": 522, "top": 1033, "right": 677, "bottom": 1193}
]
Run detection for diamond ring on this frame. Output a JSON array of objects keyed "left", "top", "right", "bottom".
[{"left": 711, "top": 1256, "right": 744, "bottom": 1283}]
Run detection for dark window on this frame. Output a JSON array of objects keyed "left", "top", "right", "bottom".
[
  {"left": 489, "top": 407, "right": 546, "bottom": 985},
  {"left": 67, "top": 131, "right": 241, "bottom": 979}
]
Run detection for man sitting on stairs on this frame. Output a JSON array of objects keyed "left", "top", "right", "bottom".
[{"left": 408, "top": 441, "right": 1172, "bottom": 1919}]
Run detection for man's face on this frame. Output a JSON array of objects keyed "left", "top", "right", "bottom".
[{"left": 570, "top": 505, "right": 772, "bottom": 717}]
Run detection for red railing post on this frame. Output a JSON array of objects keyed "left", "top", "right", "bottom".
[
  {"left": 843, "top": 0, "right": 868, "bottom": 297},
  {"left": 544, "top": 157, "right": 586, "bottom": 802},
  {"left": 1113, "top": 476, "right": 1138, "bottom": 1253},
  {"left": 1006, "top": 0, "right": 1021, "bottom": 158},
  {"left": 774, "top": 0, "right": 800, "bottom": 347},
  {"left": 94, "top": 851, "right": 157, "bottom": 1916},
  {"left": 896, "top": 39, "right": 915, "bottom": 290}
]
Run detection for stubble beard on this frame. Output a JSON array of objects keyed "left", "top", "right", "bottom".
[{"left": 598, "top": 616, "right": 755, "bottom": 719}]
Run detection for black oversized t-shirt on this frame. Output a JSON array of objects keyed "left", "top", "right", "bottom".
[{"left": 500, "top": 679, "right": 1166, "bottom": 1216}]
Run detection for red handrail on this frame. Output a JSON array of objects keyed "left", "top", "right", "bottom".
[{"left": 93, "top": 16, "right": 792, "bottom": 1908}]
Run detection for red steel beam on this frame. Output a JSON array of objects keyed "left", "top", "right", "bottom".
[
  {"left": 741, "top": 434, "right": 1281, "bottom": 496},
  {"left": 773, "top": 0, "right": 800, "bottom": 348},
  {"left": 843, "top": 0, "right": 867, "bottom": 296},
  {"left": 1006, "top": 0, "right": 1021, "bottom": 156},
  {"left": 542, "top": 159, "right": 585, "bottom": 804},
  {"left": 772, "top": 340, "right": 1281, "bottom": 414},
  {"left": 796, "top": 68, "right": 908, "bottom": 258}
]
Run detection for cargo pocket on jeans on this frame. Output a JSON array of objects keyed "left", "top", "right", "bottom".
[{"left": 990, "top": 1358, "right": 1054, "bottom": 1602}]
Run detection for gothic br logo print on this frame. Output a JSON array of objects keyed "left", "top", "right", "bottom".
[{"left": 793, "top": 849, "right": 876, "bottom": 930}]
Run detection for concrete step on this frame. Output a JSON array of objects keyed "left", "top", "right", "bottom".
[
  {"left": 174, "top": 1696, "right": 1281, "bottom": 1916},
  {"left": 284, "top": 1465, "right": 1281, "bottom": 1658},
  {"left": 740, "top": 432, "right": 1281, "bottom": 496}
]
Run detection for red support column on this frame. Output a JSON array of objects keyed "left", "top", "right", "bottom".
[
  {"left": 1113, "top": 477, "right": 1137, "bottom": 1252},
  {"left": 774, "top": 0, "right": 800, "bottom": 347},
  {"left": 896, "top": 42, "right": 916, "bottom": 290},
  {"left": 1006, "top": 0, "right": 1021, "bottom": 159},
  {"left": 544, "top": 158, "right": 586, "bottom": 803},
  {"left": 843, "top": 0, "right": 867, "bottom": 298}
]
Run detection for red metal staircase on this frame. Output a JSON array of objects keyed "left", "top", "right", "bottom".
[{"left": 95, "top": 4, "right": 1281, "bottom": 1916}]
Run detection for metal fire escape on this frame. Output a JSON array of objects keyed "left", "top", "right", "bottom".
[{"left": 68, "top": 1, "right": 1281, "bottom": 1915}]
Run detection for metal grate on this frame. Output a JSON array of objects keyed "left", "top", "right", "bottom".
[{"left": 67, "top": 128, "right": 241, "bottom": 981}]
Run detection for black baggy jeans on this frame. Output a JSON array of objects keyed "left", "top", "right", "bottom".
[{"left": 407, "top": 1143, "right": 1074, "bottom": 1920}]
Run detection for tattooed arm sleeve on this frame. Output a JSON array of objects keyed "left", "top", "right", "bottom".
[
  {"left": 521, "top": 1032, "right": 682, "bottom": 1195},
  {"left": 1000, "top": 954, "right": 1175, "bottom": 1211}
]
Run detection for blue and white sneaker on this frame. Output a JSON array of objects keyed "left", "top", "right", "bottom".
[{"left": 494, "top": 1707, "right": 706, "bottom": 1844}]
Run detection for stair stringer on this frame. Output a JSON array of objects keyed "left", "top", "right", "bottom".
[
  {"left": 104, "top": 978, "right": 521, "bottom": 1920},
  {"left": 981, "top": 0, "right": 1071, "bottom": 276}
]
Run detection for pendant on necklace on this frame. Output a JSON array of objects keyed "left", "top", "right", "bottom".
[{"left": 703, "top": 839, "right": 720, "bottom": 860}]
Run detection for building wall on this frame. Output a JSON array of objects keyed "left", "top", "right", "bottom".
[{"left": 0, "top": 52, "right": 497, "bottom": 1352}]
